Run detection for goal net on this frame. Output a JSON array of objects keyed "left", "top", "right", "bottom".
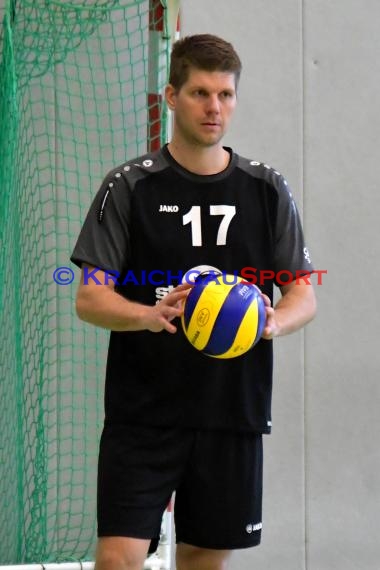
[{"left": 0, "top": 0, "right": 174, "bottom": 564}]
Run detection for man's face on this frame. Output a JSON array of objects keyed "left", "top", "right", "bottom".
[{"left": 166, "top": 68, "right": 237, "bottom": 148}]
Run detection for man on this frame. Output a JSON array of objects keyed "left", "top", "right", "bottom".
[{"left": 71, "top": 34, "right": 316, "bottom": 570}]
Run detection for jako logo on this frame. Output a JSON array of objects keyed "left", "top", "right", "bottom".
[{"left": 159, "top": 204, "right": 179, "bottom": 212}]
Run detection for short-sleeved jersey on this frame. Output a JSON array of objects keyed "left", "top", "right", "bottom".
[{"left": 71, "top": 145, "right": 313, "bottom": 433}]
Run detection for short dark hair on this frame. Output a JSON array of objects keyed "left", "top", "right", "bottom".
[{"left": 169, "top": 34, "right": 242, "bottom": 90}]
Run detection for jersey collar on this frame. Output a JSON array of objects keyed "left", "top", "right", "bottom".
[{"left": 161, "top": 144, "right": 237, "bottom": 183}]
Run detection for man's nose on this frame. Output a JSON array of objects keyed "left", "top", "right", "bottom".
[{"left": 205, "top": 94, "right": 221, "bottom": 114}]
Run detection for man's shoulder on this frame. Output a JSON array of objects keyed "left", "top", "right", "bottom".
[
  {"left": 104, "top": 148, "right": 169, "bottom": 189},
  {"left": 235, "top": 153, "right": 289, "bottom": 194}
]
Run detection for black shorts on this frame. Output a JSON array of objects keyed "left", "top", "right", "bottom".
[{"left": 97, "top": 424, "right": 263, "bottom": 551}]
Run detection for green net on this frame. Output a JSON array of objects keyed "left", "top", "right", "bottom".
[{"left": 0, "top": 0, "right": 172, "bottom": 563}]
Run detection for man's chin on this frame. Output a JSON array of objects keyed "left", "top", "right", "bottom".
[{"left": 194, "top": 133, "right": 224, "bottom": 148}]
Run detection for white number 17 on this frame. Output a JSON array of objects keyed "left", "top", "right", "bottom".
[{"left": 182, "top": 205, "right": 236, "bottom": 247}]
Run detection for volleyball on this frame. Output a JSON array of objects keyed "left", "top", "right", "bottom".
[{"left": 181, "top": 272, "right": 266, "bottom": 359}]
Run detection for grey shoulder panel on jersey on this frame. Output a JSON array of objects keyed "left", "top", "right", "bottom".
[
  {"left": 236, "top": 154, "right": 299, "bottom": 229},
  {"left": 236, "top": 155, "right": 292, "bottom": 196},
  {"left": 236, "top": 154, "right": 313, "bottom": 278},
  {"left": 96, "top": 149, "right": 169, "bottom": 223},
  {"left": 104, "top": 148, "right": 169, "bottom": 192}
]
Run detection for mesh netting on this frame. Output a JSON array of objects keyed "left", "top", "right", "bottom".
[{"left": 0, "top": 0, "right": 171, "bottom": 563}]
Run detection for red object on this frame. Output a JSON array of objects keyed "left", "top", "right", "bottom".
[
  {"left": 149, "top": 0, "right": 164, "bottom": 32},
  {"left": 148, "top": 92, "right": 162, "bottom": 152},
  {"left": 148, "top": 1, "right": 180, "bottom": 152}
]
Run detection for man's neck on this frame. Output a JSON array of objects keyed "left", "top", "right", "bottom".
[{"left": 167, "top": 141, "right": 230, "bottom": 175}]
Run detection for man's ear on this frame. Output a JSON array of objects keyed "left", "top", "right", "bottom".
[{"left": 165, "top": 84, "right": 177, "bottom": 111}]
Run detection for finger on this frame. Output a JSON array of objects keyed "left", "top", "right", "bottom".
[
  {"left": 163, "top": 305, "right": 183, "bottom": 321},
  {"left": 163, "top": 288, "right": 191, "bottom": 306},
  {"left": 265, "top": 306, "right": 274, "bottom": 319},
  {"left": 261, "top": 307, "right": 275, "bottom": 339},
  {"left": 174, "top": 281, "right": 194, "bottom": 290},
  {"left": 261, "top": 327, "right": 274, "bottom": 340},
  {"left": 261, "top": 293, "right": 272, "bottom": 307},
  {"left": 162, "top": 318, "right": 178, "bottom": 334},
  {"left": 168, "top": 282, "right": 194, "bottom": 296}
]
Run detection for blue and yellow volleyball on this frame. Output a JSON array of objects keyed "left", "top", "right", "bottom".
[{"left": 181, "top": 273, "right": 266, "bottom": 359}]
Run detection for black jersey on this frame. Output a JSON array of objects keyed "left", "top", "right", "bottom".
[{"left": 71, "top": 145, "right": 313, "bottom": 433}]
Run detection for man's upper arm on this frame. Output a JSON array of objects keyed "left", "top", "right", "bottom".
[
  {"left": 77, "top": 264, "right": 116, "bottom": 297},
  {"left": 272, "top": 173, "right": 314, "bottom": 284},
  {"left": 71, "top": 170, "right": 132, "bottom": 276}
]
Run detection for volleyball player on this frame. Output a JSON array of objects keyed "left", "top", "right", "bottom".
[{"left": 71, "top": 34, "right": 316, "bottom": 570}]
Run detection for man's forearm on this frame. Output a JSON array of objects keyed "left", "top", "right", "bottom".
[
  {"left": 76, "top": 285, "right": 151, "bottom": 331},
  {"left": 273, "top": 282, "right": 317, "bottom": 336},
  {"left": 261, "top": 281, "right": 317, "bottom": 340}
]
